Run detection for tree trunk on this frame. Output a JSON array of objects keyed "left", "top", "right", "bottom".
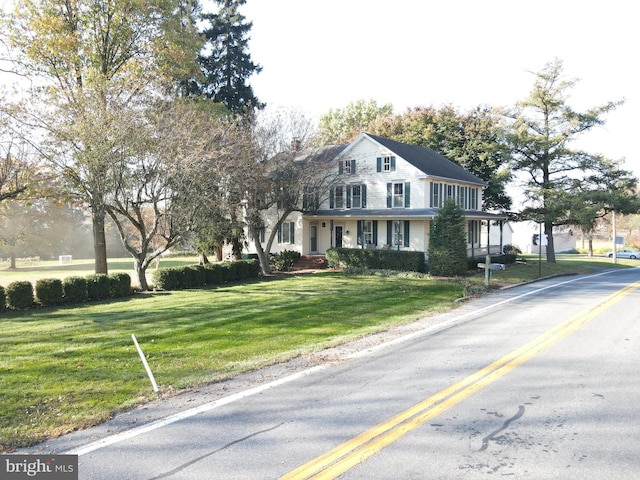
[
  {"left": 9, "top": 252, "right": 16, "bottom": 269},
  {"left": 215, "top": 244, "right": 223, "bottom": 261},
  {"left": 251, "top": 232, "right": 272, "bottom": 275},
  {"left": 134, "top": 259, "right": 149, "bottom": 291},
  {"left": 545, "top": 221, "right": 556, "bottom": 263},
  {"left": 92, "top": 207, "right": 108, "bottom": 274},
  {"left": 199, "top": 253, "right": 210, "bottom": 265}
]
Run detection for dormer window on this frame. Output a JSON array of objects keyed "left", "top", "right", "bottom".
[
  {"left": 339, "top": 159, "right": 356, "bottom": 174},
  {"left": 376, "top": 156, "right": 396, "bottom": 172}
]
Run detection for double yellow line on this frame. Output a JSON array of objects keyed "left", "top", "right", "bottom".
[{"left": 281, "top": 280, "right": 640, "bottom": 480}]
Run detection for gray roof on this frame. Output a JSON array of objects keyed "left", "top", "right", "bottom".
[{"left": 365, "top": 133, "right": 486, "bottom": 186}]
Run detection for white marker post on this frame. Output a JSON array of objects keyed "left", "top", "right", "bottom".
[{"left": 132, "top": 334, "right": 159, "bottom": 393}]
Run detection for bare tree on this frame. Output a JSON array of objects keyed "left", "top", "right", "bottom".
[
  {"left": 103, "top": 99, "right": 247, "bottom": 290},
  {"left": 247, "top": 109, "right": 341, "bottom": 274}
]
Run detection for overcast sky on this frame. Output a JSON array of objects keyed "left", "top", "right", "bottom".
[
  {"left": 241, "top": 0, "right": 638, "bottom": 169},
  {"left": 2, "top": 1, "right": 637, "bottom": 170}
]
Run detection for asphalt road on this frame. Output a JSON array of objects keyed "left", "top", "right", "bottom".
[{"left": 26, "top": 267, "right": 640, "bottom": 479}]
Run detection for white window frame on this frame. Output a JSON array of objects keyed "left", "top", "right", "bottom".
[
  {"left": 334, "top": 185, "right": 344, "bottom": 209},
  {"left": 393, "top": 182, "right": 404, "bottom": 208},
  {"left": 350, "top": 184, "right": 362, "bottom": 209},
  {"left": 363, "top": 220, "right": 373, "bottom": 244}
]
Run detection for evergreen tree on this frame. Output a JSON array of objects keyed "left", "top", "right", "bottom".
[
  {"left": 193, "top": 0, "right": 263, "bottom": 113},
  {"left": 428, "top": 200, "right": 468, "bottom": 276},
  {"left": 505, "top": 59, "right": 622, "bottom": 263}
]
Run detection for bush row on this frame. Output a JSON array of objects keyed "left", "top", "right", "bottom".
[
  {"left": 325, "top": 248, "right": 427, "bottom": 273},
  {"left": 152, "top": 260, "right": 261, "bottom": 290},
  {"left": 0, "top": 273, "right": 132, "bottom": 311}
]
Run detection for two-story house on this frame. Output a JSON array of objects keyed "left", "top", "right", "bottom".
[{"left": 244, "top": 133, "right": 508, "bottom": 259}]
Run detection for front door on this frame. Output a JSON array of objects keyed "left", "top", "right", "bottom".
[
  {"left": 335, "top": 225, "right": 343, "bottom": 248},
  {"left": 310, "top": 225, "right": 318, "bottom": 253}
]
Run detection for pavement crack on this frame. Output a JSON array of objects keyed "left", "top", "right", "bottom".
[
  {"left": 479, "top": 405, "right": 525, "bottom": 452},
  {"left": 148, "top": 422, "right": 285, "bottom": 479}
]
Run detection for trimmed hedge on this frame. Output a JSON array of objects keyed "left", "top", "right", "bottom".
[
  {"left": 204, "top": 263, "right": 224, "bottom": 285},
  {"left": 109, "top": 272, "right": 132, "bottom": 297},
  {"left": 152, "top": 259, "right": 260, "bottom": 291},
  {"left": 0, "top": 273, "right": 132, "bottom": 313},
  {"left": 326, "top": 248, "right": 427, "bottom": 273},
  {"left": 63, "top": 276, "right": 88, "bottom": 304},
  {"left": 86, "top": 274, "right": 110, "bottom": 301},
  {"left": 6, "top": 281, "right": 34, "bottom": 310},
  {"left": 35, "top": 278, "right": 64, "bottom": 306}
]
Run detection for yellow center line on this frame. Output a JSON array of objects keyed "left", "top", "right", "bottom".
[{"left": 281, "top": 280, "right": 640, "bottom": 480}]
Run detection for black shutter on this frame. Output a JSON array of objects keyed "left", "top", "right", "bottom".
[
  {"left": 387, "top": 183, "right": 392, "bottom": 208},
  {"left": 376, "top": 157, "right": 382, "bottom": 172},
  {"left": 387, "top": 220, "right": 392, "bottom": 245},
  {"left": 373, "top": 221, "right": 378, "bottom": 245},
  {"left": 404, "top": 182, "right": 410, "bottom": 208},
  {"left": 404, "top": 221, "right": 410, "bottom": 247},
  {"left": 361, "top": 184, "right": 367, "bottom": 208},
  {"left": 429, "top": 182, "right": 433, "bottom": 208}
]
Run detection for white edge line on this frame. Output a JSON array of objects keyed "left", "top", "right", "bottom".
[
  {"left": 66, "top": 364, "right": 329, "bottom": 456},
  {"left": 67, "top": 267, "right": 628, "bottom": 456}
]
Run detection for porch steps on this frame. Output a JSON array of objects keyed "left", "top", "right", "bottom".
[{"left": 291, "top": 255, "right": 328, "bottom": 271}]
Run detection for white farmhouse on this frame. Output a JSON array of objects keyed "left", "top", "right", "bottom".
[{"left": 244, "top": 133, "right": 509, "bottom": 259}]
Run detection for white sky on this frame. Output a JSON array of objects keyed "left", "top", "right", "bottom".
[
  {"left": 241, "top": 0, "right": 638, "bottom": 169},
  {"left": 2, "top": 0, "right": 637, "bottom": 171}
]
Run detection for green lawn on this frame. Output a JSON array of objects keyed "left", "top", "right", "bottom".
[
  {"left": 1, "top": 253, "right": 634, "bottom": 452},
  {"left": 0, "top": 271, "right": 464, "bottom": 452}
]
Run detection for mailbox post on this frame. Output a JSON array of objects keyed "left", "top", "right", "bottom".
[{"left": 477, "top": 254, "right": 506, "bottom": 286}]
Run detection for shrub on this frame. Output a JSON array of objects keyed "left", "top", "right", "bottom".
[
  {"left": 503, "top": 244, "right": 522, "bottom": 256},
  {"left": 86, "top": 274, "right": 110, "bottom": 300},
  {"left": 152, "top": 267, "right": 182, "bottom": 290},
  {"left": 6, "top": 281, "right": 34, "bottom": 310},
  {"left": 109, "top": 273, "right": 131, "bottom": 297},
  {"left": 0, "top": 285, "right": 5, "bottom": 312},
  {"left": 203, "top": 263, "right": 224, "bottom": 285},
  {"left": 270, "top": 250, "right": 301, "bottom": 272},
  {"left": 326, "top": 248, "right": 426, "bottom": 273},
  {"left": 244, "top": 259, "right": 261, "bottom": 278},
  {"left": 35, "top": 278, "right": 64, "bottom": 306},
  {"left": 220, "top": 262, "right": 238, "bottom": 282},
  {"left": 183, "top": 265, "right": 206, "bottom": 288},
  {"left": 63, "top": 276, "right": 88, "bottom": 304}
]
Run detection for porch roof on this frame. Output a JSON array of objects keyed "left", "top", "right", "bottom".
[{"left": 304, "top": 209, "right": 507, "bottom": 221}]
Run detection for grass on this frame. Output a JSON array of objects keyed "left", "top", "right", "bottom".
[
  {"left": 0, "top": 271, "right": 464, "bottom": 452},
  {"left": 1, "top": 253, "right": 635, "bottom": 452}
]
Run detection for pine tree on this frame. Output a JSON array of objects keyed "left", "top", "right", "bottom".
[
  {"left": 193, "top": 0, "right": 263, "bottom": 113},
  {"left": 428, "top": 200, "right": 468, "bottom": 276}
]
